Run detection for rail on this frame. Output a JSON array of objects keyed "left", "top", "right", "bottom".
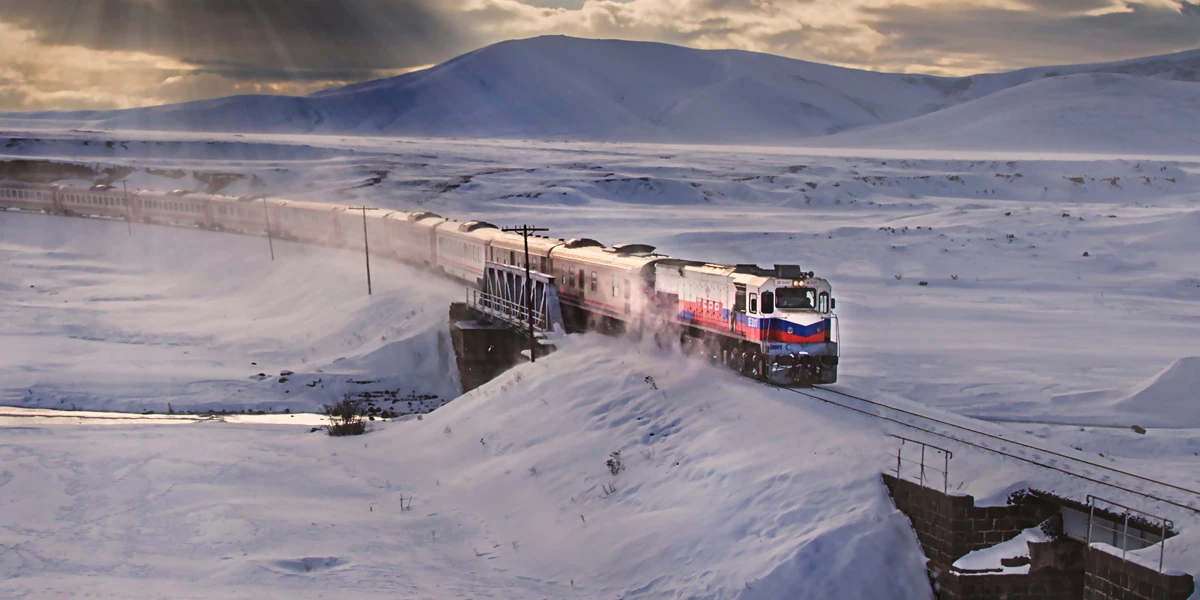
[
  {"left": 1087, "top": 495, "right": 1174, "bottom": 573},
  {"left": 887, "top": 435, "right": 952, "bottom": 494},
  {"left": 768, "top": 384, "right": 1200, "bottom": 515}
]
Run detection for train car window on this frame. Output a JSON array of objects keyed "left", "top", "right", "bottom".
[
  {"left": 590, "top": 272, "right": 598, "bottom": 292},
  {"left": 749, "top": 293, "right": 758, "bottom": 315},
  {"left": 577, "top": 270, "right": 585, "bottom": 290},
  {"left": 612, "top": 276, "right": 619, "bottom": 297},
  {"left": 761, "top": 291, "right": 775, "bottom": 314}
]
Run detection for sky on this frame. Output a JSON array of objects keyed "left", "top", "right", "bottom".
[{"left": 0, "top": 0, "right": 1196, "bottom": 111}]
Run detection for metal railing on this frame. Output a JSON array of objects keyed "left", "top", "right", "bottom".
[
  {"left": 466, "top": 287, "right": 548, "bottom": 333},
  {"left": 887, "top": 435, "right": 952, "bottom": 494},
  {"left": 1087, "top": 495, "right": 1174, "bottom": 573}
]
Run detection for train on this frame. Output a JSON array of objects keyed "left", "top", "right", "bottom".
[{"left": 0, "top": 180, "right": 840, "bottom": 385}]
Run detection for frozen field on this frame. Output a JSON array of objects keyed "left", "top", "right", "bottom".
[{"left": 2, "top": 131, "right": 1200, "bottom": 598}]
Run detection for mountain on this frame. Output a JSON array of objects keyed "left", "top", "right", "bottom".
[
  {"left": 810, "top": 72, "right": 1200, "bottom": 154},
  {"left": 2, "top": 36, "right": 1199, "bottom": 150}
]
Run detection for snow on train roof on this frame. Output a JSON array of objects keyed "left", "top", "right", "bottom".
[
  {"left": 0, "top": 180, "right": 54, "bottom": 189},
  {"left": 551, "top": 242, "right": 669, "bottom": 270},
  {"left": 491, "top": 232, "right": 565, "bottom": 254},
  {"left": 434, "top": 219, "right": 503, "bottom": 241},
  {"left": 276, "top": 199, "right": 346, "bottom": 212}
]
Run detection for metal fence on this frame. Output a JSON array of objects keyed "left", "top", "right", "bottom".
[
  {"left": 1086, "top": 495, "right": 1174, "bottom": 573},
  {"left": 887, "top": 435, "right": 953, "bottom": 494}
]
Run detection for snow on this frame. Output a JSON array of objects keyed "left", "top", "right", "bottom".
[
  {"left": 3, "top": 123, "right": 1200, "bottom": 595},
  {"left": 0, "top": 336, "right": 935, "bottom": 599},
  {"left": 1, "top": 37, "right": 1198, "bottom": 153},
  {"left": 0, "top": 210, "right": 463, "bottom": 413},
  {"left": 1047, "top": 357, "right": 1200, "bottom": 429},
  {"left": 813, "top": 73, "right": 1200, "bottom": 155},
  {"left": 952, "top": 526, "right": 1050, "bottom": 575}
]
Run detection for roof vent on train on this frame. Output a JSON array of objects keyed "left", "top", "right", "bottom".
[
  {"left": 408, "top": 211, "right": 442, "bottom": 221},
  {"left": 90, "top": 184, "right": 115, "bottom": 192},
  {"left": 774, "top": 264, "right": 810, "bottom": 279},
  {"left": 606, "top": 243, "right": 657, "bottom": 256},
  {"left": 167, "top": 189, "right": 192, "bottom": 197},
  {"left": 458, "top": 220, "right": 497, "bottom": 232},
  {"left": 564, "top": 238, "right": 604, "bottom": 249}
]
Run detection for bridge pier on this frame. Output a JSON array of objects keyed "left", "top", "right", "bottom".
[{"left": 448, "top": 302, "right": 551, "bottom": 393}]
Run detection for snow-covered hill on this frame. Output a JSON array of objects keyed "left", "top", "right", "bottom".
[
  {"left": 812, "top": 73, "right": 1200, "bottom": 154},
  {"left": 2, "top": 36, "right": 1198, "bottom": 152}
]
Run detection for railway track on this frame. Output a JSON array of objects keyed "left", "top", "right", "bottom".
[{"left": 768, "top": 382, "right": 1200, "bottom": 514}]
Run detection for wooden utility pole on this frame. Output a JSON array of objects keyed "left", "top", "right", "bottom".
[
  {"left": 261, "top": 196, "right": 275, "bottom": 261},
  {"left": 502, "top": 225, "right": 549, "bottom": 362},
  {"left": 348, "top": 207, "right": 379, "bottom": 295},
  {"left": 119, "top": 179, "right": 131, "bottom": 236}
]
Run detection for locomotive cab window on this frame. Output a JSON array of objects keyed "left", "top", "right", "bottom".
[
  {"left": 749, "top": 293, "right": 758, "bottom": 315},
  {"left": 761, "top": 291, "right": 775, "bottom": 314},
  {"left": 776, "top": 288, "right": 816, "bottom": 310},
  {"left": 818, "top": 292, "right": 830, "bottom": 314}
]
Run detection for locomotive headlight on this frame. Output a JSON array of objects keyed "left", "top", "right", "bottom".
[{"left": 793, "top": 280, "right": 802, "bottom": 287}]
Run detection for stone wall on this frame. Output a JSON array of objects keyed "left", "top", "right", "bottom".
[
  {"left": 882, "top": 474, "right": 1197, "bottom": 600},
  {"left": 1084, "top": 546, "right": 1194, "bottom": 600},
  {"left": 882, "top": 474, "right": 1058, "bottom": 569},
  {"left": 448, "top": 303, "right": 540, "bottom": 392},
  {"left": 938, "top": 568, "right": 1084, "bottom": 600}
]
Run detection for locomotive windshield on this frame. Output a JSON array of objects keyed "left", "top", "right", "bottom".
[{"left": 775, "top": 287, "right": 817, "bottom": 310}]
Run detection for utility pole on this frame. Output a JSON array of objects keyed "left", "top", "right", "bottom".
[
  {"left": 348, "top": 207, "right": 379, "bottom": 295},
  {"left": 261, "top": 196, "right": 275, "bottom": 261},
  {"left": 119, "top": 179, "right": 131, "bottom": 236},
  {"left": 501, "top": 225, "right": 549, "bottom": 363}
]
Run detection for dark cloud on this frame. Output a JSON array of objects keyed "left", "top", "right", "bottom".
[
  {"left": 0, "top": 0, "right": 464, "bottom": 81},
  {"left": 864, "top": 1, "right": 1200, "bottom": 71}
]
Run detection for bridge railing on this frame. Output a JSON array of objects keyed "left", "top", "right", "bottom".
[
  {"left": 466, "top": 287, "right": 549, "bottom": 332},
  {"left": 886, "top": 434, "right": 952, "bottom": 494}
]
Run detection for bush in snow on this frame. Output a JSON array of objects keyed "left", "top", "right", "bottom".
[
  {"left": 606, "top": 451, "right": 623, "bottom": 476},
  {"left": 324, "top": 394, "right": 367, "bottom": 437}
]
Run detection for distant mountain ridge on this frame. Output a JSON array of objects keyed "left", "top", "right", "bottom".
[{"left": 2, "top": 36, "right": 1199, "bottom": 151}]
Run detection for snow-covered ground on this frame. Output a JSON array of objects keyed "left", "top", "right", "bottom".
[
  {"left": 2, "top": 131, "right": 1200, "bottom": 597},
  {"left": 0, "top": 210, "right": 462, "bottom": 414}
]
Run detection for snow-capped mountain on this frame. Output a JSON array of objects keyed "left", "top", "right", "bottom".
[{"left": 2, "top": 36, "right": 1198, "bottom": 151}]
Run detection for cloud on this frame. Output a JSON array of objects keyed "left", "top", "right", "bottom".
[
  {"left": 0, "top": 0, "right": 461, "bottom": 81},
  {"left": 862, "top": 0, "right": 1200, "bottom": 74}
]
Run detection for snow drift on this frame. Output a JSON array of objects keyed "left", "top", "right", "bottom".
[
  {"left": 1051, "top": 357, "right": 1200, "bottom": 428},
  {"left": 0, "top": 334, "right": 936, "bottom": 599}
]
